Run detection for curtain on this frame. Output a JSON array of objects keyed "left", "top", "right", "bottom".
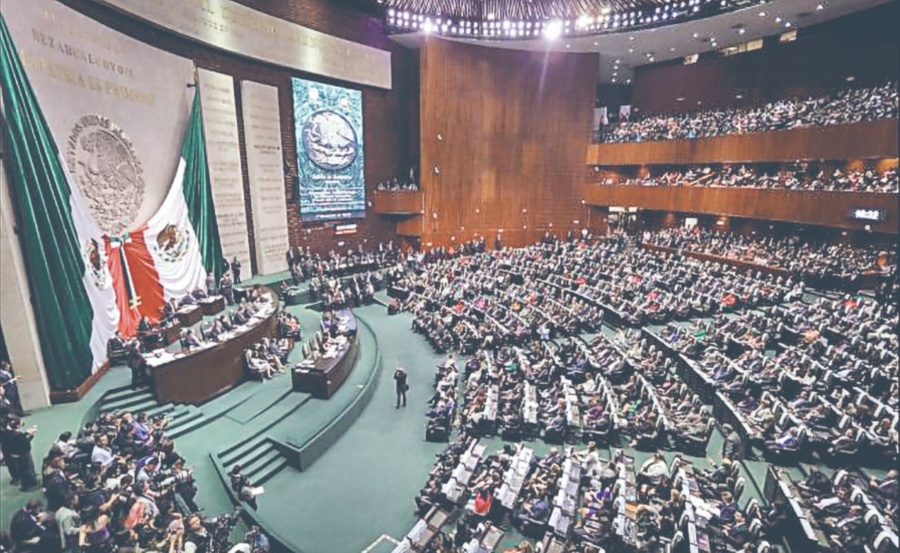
[
  {"left": 0, "top": 15, "right": 94, "bottom": 390},
  {"left": 182, "top": 92, "right": 225, "bottom": 282}
]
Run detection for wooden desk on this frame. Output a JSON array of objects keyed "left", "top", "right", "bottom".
[
  {"left": 175, "top": 305, "right": 203, "bottom": 327},
  {"left": 292, "top": 310, "right": 360, "bottom": 399},
  {"left": 199, "top": 296, "right": 225, "bottom": 316},
  {"left": 147, "top": 291, "right": 279, "bottom": 404}
]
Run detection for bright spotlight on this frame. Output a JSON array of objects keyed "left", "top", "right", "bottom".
[{"left": 545, "top": 20, "right": 563, "bottom": 40}]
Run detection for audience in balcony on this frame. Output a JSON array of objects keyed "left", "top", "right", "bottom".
[
  {"left": 596, "top": 81, "right": 898, "bottom": 143},
  {"left": 600, "top": 165, "right": 899, "bottom": 194},
  {"left": 376, "top": 167, "right": 419, "bottom": 191}
]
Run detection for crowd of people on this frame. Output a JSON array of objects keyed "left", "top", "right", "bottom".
[
  {"left": 395, "top": 238, "right": 808, "bottom": 453},
  {"left": 2, "top": 404, "right": 269, "bottom": 553},
  {"left": 644, "top": 227, "right": 895, "bottom": 291},
  {"left": 243, "top": 336, "right": 292, "bottom": 380},
  {"left": 657, "top": 291, "right": 898, "bottom": 465},
  {"left": 412, "top": 438, "right": 780, "bottom": 553},
  {"left": 375, "top": 167, "right": 419, "bottom": 191},
  {"left": 595, "top": 81, "right": 898, "bottom": 143},
  {"left": 393, "top": 233, "right": 898, "bottom": 553},
  {"left": 600, "top": 165, "right": 899, "bottom": 194}
]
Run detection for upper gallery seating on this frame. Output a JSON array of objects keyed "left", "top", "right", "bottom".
[
  {"left": 596, "top": 82, "right": 897, "bottom": 144},
  {"left": 597, "top": 165, "right": 899, "bottom": 194}
]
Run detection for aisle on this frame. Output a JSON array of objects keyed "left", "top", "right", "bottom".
[{"left": 255, "top": 303, "right": 446, "bottom": 553}]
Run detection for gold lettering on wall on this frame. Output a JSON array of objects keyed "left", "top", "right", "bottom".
[
  {"left": 89, "top": 0, "right": 392, "bottom": 89},
  {"left": 19, "top": 50, "right": 155, "bottom": 105}
]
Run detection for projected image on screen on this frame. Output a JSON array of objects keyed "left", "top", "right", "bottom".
[{"left": 292, "top": 78, "right": 365, "bottom": 221}]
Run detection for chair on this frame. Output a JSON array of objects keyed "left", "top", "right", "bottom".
[
  {"left": 734, "top": 477, "right": 745, "bottom": 502},
  {"left": 749, "top": 518, "right": 763, "bottom": 539},
  {"left": 872, "top": 529, "right": 899, "bottom": 553},
  {"left": 107, "top": 339, "right": 129, "bottom": 365},
  {"left": 833, "top": 469, "right": 849, "bottom": 488},
  {"left": 745, "top": 498, "right": 760, "bottom": 519}
]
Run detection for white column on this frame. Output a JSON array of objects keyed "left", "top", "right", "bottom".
[{"left": 0, "top": 158, "right": 52, "bottom": 410}]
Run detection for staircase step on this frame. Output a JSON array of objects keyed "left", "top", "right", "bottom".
[
  {"left": 143, "top": 404, "right": 177, "bottom": 419},
  {"left": 250, "top": 457, "right": 288, "bottom": 487},
  {"left": 103, "top": 387, "right": 150, "bottom": 403},
  {"left": 102, "top": 393, "right": 157, "bottom": 413},
  {"left": 167, "top": 413, "right": 209, "bottom": 439},
  {"left": 217, "top": 393, "right": 311, "bottom": 460},
  {"left": 220, "top": 435, "right": 269, "bottom": 467},
  {"left": 225, "top": 441, "right": 276, "bottom": 472},
  {"left": 240, "top": 447, "right": 281, "bottom": 478}
]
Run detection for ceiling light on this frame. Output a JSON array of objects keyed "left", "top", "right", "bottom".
[
  {"left": 676, "top": 97, "right": 685, "bottom": 102},
  {"left": 784, "top": 21, "right": 791, "bottom": 27},
  {"left": 693, "top": 32, "right": 699, "bottom": 38},
  {"left": 738, "top": 28, "right": 746, "bottom": 34},
  {"left": 544, "top": 20, "right": 563, "bottom": 40},
  {"left": 775, "top": 16, "right": 782, "bottom": 22},
  {"left": 817, "top": 3, "right": 825, "bottom": 10},
  {"left": 758, "top": 11, "right": 766, "bottom": 16},
  {"left": 669, "top": 47, "right": 676, "bottom": 52},
  {"left": 628, "top": 48, "right": 634, "bottom": 53},
  {"left": 629, "top": 36, "right": 635, "bottom": 41},
  {"left": 566, "top": 44, "right": 571, "bottom": 49},
  {"left": 846, "top": 76, "right": 855, "bottom": 82}
]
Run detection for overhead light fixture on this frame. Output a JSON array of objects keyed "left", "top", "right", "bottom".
[
  {"left": 758, "top": 11, "right": 766, "bottom": 16},
  {"left": 775, "top": 16, "right": 782, "bottom": 22},
  {"left": 846, "top": 76, "right": 856, "bottom": 82},
  {"left": 817, "top": 3, "right": 825, "bottom": 10},
  {"left": 544, "top": 20, "right": 563, "bottom": 40},
  {"left": 738, "top": 28, "right": 746, "bottom": 35}
]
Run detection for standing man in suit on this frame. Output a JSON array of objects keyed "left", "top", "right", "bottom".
[
  {"left": 393, "top": 366, "right": 409, "bottom": 409},
  {"left": 2, "top": 418, "right": 39, "bottom": 490},
  {"left": 220, "top": 271, "right": 235, "bottom": 305},
  {"left": 721, "top": 423, "right": 745, "bottom": 461},
  {"left": 232, "top": 256, "right": 242, "bottom": 284}
]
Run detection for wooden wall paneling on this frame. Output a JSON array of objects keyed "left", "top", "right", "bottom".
[
  {"left": 420, "top": 38, "right": 598, "bottom": 248},
  {"left": 586, "top": 120, "right": 899, "bottom": 165},
  {"left": 582, "top": 185, "right": 899, "bottom": 233},
  {"left": 631, "top": 3, "right": 900, "bottom": 115},
  {"left": 58, "top": 0, "right": 412, "bottom": 259}
]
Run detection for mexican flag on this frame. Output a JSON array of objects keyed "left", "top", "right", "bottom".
[
  {"left": 94, "top": 93, "right": 225, "bottom": 341},
  {"left": 0, "top": 16, "right": 223, "bottom": 390}
]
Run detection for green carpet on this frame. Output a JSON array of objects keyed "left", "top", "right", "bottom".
[{"left": 255, "top": 304, "right": 446, "bottom": 553}]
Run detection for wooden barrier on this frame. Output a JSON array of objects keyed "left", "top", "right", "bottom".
[
  {"left": 372, "top": 190, "right": 423, "bottom": 215},
  {"left": 586, "top": 120, "right": 898, "bottom": 165},
  {"left": 582, "top": 185, "right": 899, "bottom": 232}
]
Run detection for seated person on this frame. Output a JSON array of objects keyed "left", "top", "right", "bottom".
[
  {"left": 765, "top": 426, "right": 800, "bottom": 452},
  {"left": 180, "top": 329, "right": 202, "bottom": 351}
]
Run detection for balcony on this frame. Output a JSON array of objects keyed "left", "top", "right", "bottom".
[
  {"left": 582, "top": 185, "right": 898, "bottom": 232},
  {"left": 372, "top": 190, "right": 423, "bottom": 215},
  {"left": 586, "top": 120, "right": 898, "bottom": 165}
]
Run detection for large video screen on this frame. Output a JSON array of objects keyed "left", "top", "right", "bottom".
[{"left": 292, "top": 78, "right": 365, "bottom": 221}]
